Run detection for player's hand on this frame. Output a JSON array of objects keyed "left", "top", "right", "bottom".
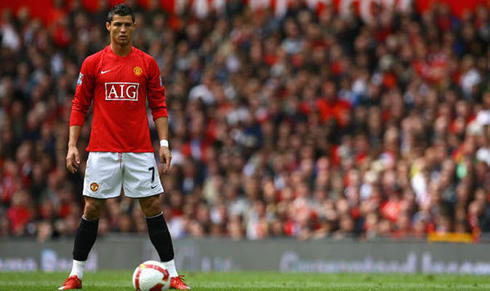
[
  {"left": 66, "top": 145, "right": 80, "bottom": 174},
  {"left": 159, "top": 146, "right": 172, "bottom": 173}
]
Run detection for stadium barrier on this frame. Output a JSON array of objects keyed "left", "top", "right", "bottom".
[{"left": 1, "top": 235, "right": 490, "bottom": 274}]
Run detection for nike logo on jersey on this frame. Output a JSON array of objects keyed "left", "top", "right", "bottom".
[
  {"left": 101, "top": 70, "right": 112, "bottom": 74},
  {"left": 151, "top": 185, "right": 157, "bottom": 189}
]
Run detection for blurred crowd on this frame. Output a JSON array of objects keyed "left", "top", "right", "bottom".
[{"left": 2, "top": 0, "right": 490, "bottom": 242}]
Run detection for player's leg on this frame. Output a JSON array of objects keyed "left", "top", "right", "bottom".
[
  {"left": 71, "top": 197, "right": 106, "bottom": 276},
  {"left": 138, "top": 196, "right": 190, "bottom": 290},
  {"left": 60, "top": 152, "right": 123, "bottom": 290},
  {"left": 139, "top": 196, "right": 175, "bottom": 271},
  {"left": 59, "top": 197, "right": 105, "bottom": 290},
  {"left": 124, "top": 152, "right": 190, "bottom": 289}
]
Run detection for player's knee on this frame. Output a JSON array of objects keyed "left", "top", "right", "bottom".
[
  {"left": 83, "top": 199, "right": 104, "bottom": 220},
  {"left": 140, "top": 196, "right": 161, "bottom": 217}
]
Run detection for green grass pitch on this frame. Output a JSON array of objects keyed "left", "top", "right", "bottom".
[{"left": 0, "top": 271, "right": 489, "bottom": 290}]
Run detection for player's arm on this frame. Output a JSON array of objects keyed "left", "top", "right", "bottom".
[
  {"left": 154, "top": 117, "right": 172, "bottom": 173},
  {"left": 147, "top": 58, "right": 171, "bottom": 172},
  {"left": 67, "top": 125, "right": 82, "bottom": 173},
  {"left": 67, "top": 59, "right": 94, "bottom": 173}
]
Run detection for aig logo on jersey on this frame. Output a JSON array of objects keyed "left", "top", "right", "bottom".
[{"left": 105, "top": 82, "right": 140, "bottom": 101}]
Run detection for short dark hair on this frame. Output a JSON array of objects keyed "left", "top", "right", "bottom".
[{"left": 107, "top": 4, "right": 135, "bottom": 23}]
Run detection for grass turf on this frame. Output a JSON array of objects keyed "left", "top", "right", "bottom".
[{"left": 0, "top": 271, "right": 489, "bottom": 290}]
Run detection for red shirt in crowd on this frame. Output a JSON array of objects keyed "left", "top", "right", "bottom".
[
  {"left": 70, "top": 46, "right": 168, "bottom": 152},
  {"left": 316, "top": 98, "right": 351, "bottom": 127}
]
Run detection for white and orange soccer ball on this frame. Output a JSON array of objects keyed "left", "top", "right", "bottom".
[{"left": 132, "top": 260, "right": 170, "bottom": 291}]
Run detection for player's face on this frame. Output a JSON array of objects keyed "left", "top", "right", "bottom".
[{"left": 106, "top": 15, "right": 135, "bottom": 46}]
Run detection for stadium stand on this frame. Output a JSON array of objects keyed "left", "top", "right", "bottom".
[{"left": 1, "top": 0, "right": 490, "bottom": 243}]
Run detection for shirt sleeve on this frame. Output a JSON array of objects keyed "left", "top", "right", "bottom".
[
  {"left": 147, "top": 58, "right": 168, "bottom": 120},
  {"left": 70, "top": 58, "right": 95, "bottom": 126}
]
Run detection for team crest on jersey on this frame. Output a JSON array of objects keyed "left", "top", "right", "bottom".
[
  {"left": 105, "top": 82, "right": 139, "bottom": 101},
  {"left": 133, "top": 66, "right": 143, "bottom": 76},
  {"left": 77, "top": 73, "right": 84, "bottom": 86},
  {"left": 90, "top": 182, "right": 99, "bottom": 192}
]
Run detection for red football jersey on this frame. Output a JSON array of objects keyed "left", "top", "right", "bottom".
[{"left": 70, "top": 46, "right": 168, "bottom": 152}]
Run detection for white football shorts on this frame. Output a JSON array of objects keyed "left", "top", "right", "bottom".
[{"left": 83, "top": 152, "right": 164, "bottom": 199}]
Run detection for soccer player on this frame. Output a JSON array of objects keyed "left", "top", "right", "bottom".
[{"left": 58, "top": 4, "right": 190, "bottom": 290}]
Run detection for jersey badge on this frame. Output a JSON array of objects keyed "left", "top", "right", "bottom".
[
  {"left": 133, "top": 66, "right": 143, "bottom": 76},
  {"left": 90, "top": 182, "right": 99, "bottom": 192},
  {"left": 77, "top": 73, "right": 84, "bottom": 86}
]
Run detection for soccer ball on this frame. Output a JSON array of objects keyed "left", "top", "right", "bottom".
[{"left": 132, "top": 260, "right": 170, "bottom": 291}]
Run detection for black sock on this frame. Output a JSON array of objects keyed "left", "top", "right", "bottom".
[
  {"left": 146, "top": 213, "right": 174, "bottom": 262},
  {"left": 73, "top": 217, "right": 99, "bottom": 261}
]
